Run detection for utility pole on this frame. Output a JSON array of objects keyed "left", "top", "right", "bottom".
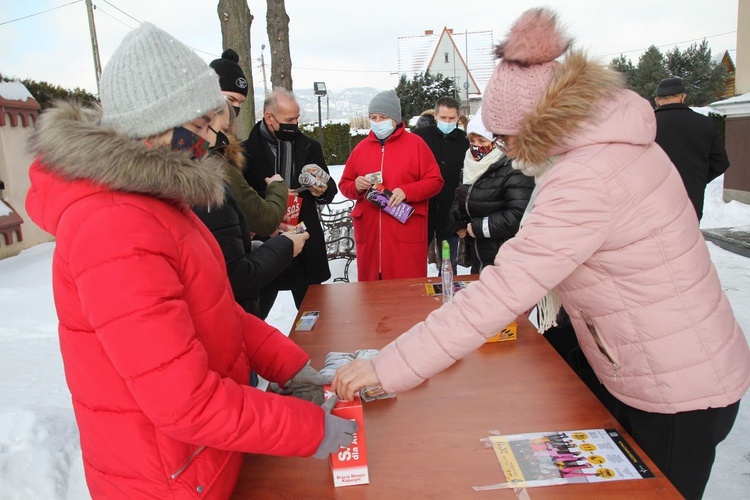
[
  {"left": 260, "top": 44, "right": 269, "bottom": 95},
  {"left": 85, "top": 0, "right": 102, "bottom": 96},
  {"left": 326, "top": 94, "right": 329, "bottom": 121}
]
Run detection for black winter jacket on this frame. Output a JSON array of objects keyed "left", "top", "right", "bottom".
[
  {"left": 654, "top": 103, "right": 729, "bottom": 219},
  {"left": 193, "top": 185, "right": 293, "bottom": 317},
  {"left": 447, "top": 156, "right": 534, "bottom": 273},
  {"left": 412, "top": 125, "right": 469, "bottom": 242},
  {"left": 243, "top": 121, "right": 338, "bottom": 286}
]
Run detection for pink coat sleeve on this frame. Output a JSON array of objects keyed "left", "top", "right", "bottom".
[{"left": 372, "top": 160, "right": 610, "bottom": 393}]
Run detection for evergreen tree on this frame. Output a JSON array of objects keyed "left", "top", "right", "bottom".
[
  {"left": 610, "top": 54, "right": 636, "bottom": 89},
  {"left": 665, "top": 41, "right": 725, "bottom": 106},
  {"left": 610, "top": 41, "right": 728, "bottom": 106},
  {"left": 395, "top": 72, "right": 460, "bottom": 122},
  {"left": 633, "top": 46, "right": 668, "bottom": 101},
  {"left": 0, "top": 74, "right": 97, "bottom": 110}
]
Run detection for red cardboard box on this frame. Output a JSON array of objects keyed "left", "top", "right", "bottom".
[
  {"left": 284, "top": 193, "right": 302, "bottom": 225},
  {"left": 324, "top": 387, "right": 369, "bottom": 487}
]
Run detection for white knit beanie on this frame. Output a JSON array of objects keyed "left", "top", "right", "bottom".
[
  {"left": 466, "top": 108, "right": 493, "bottom": 141},
  {"left": 100, "top": 22, "right": 225, "bottom": 139}
]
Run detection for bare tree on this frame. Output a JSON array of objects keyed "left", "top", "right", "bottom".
[
  {"left": 217, "top": 0, "right": 255, "bottom": 139},
  {"left": 266, "top": 0, "right": 293, "bottom": 91}
]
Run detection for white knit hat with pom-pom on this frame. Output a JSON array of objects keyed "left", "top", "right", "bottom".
[{"left": 482, "top": 8, "right": 571, "bottom": 136}]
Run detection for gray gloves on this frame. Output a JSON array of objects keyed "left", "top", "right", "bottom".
[
  {"left": 269, "top": 362, "right": 333, "bottom": 405},
  {"left": 312, "top": 395, "right": 358, "bottom": 459}
]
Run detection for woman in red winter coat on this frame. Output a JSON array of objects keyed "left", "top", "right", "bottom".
[
  {"left": 339, "top": 90, "right": 443, "bottom": 281},
  {"left": 25, "top": 23, "right": 354, "bottom": 499}
]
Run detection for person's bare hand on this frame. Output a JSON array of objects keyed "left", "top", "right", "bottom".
[
  {"left": 387, "top": 188, "right": 406, "bottom": 208},
  {"left": 308, "top": 183, "right": 327, "bottom": 198},
  {"left": 265, "top": 174, "right": 284, "bottom": 185},
  {"left": 466, "top": 223, "right": 475, "bottom": 238},
  {"left": 332, "top": 359, "right": 381, "bottom": 401},
  {"left": 354, "top": 176, "right": 373, "bottom": 193},
  {"left": 456, "top": 228, "right": 467, "bottom": 238},
  {"left": 281, "top": 231, "right": 309, "bottom": 257}
]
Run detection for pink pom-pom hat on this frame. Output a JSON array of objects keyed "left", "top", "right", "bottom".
[{"left": 482, "top": 8, "right": 571, "bottom": 136}]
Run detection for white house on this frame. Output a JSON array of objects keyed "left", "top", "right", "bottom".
[{"left": 398, "top": 27, "right": 495, "bottom": 114}]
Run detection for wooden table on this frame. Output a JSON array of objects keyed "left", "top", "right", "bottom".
[{"left": 232, "top": 277, "right": 681, "bottom": 499}]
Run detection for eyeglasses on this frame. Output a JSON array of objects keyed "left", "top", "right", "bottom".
[{"left": 492, "top": 135, "right": 507, "bottom": 153}]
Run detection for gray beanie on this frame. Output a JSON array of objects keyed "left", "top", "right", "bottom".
[
  {"left": 368, "top": 90, "right": 401, "bottom": 123},
  {"left": 100, "top": 22, "right": 225, "bottom": 139}
]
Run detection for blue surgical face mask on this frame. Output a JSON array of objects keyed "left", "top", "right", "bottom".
[
  {"left": 437, "top": 120, "right": 457, "bottom": 135},
  {"left": 370, "top": 119, "right": 395, "bottom": 140}
]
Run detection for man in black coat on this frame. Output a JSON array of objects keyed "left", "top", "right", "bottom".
[
  {"left": 654, "top": 77, "right": 730, "bottom": 220},
  {"left": 243, "top": 88, "right": 337, "bottom": 318},
  {"left": 412, "top": 96, "right": 469, "bottom": 272}
]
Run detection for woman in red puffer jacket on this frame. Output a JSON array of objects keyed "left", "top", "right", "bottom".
[{"left": 26, "top": 22, "right": 353, "bottom": 499}]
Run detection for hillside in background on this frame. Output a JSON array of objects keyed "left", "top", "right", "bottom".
[{"left": 250, "top": 86, "right": 380, "bottom": 122}]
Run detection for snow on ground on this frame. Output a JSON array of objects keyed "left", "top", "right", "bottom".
[{"left": 0, "top": 172, "right": 748, "bottom": 499}]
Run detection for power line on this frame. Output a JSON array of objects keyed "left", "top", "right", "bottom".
[
  {"left": 101, "top": 0, "right": 139, "bottom": 24},
  {"left": 96, "top": 6, "right": 135, "bottom": 30},
  {"left": 0, "top": 0, "right": 83, "bottom": 26},
  {"left": 599, "top": 30, "right": 737, "bottom": 58},
  {"left": 295, "top": 66, "right": 395, "bottom": 73},
  {"left": 92, "top": 1, "right": 219, "bottom": 58}
]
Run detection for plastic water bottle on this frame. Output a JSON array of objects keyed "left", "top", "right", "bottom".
[{"left": 441, "top": 240, "right": 453, "bottom": 303}]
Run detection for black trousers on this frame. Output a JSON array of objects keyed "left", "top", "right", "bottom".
[
  {"left": 614, "top": 400, "right": 740, "bottom": 499},
  {"left": 542, "top": 310, "right": 741, "bottom": 498}
]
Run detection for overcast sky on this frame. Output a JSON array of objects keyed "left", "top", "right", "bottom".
[{"left": 0, "top": 1, "right": 740, "bottom": 96}]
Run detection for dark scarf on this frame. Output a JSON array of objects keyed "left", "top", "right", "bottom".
[{"left": 260, "top": 120, "right": 294, "bottom": 188}]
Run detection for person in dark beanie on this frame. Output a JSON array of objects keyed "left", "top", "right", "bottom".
[
  {"left": 339, "top": 89, "right": 443, "bottom": 281},
  {"left": 334, "top": 9, "right": 748, "bottom": 499},
  {"left": 209, "top": 48, "right": 249, "bottom": 116},
  {"left": 25, "top": 22, "right": 355, "bottom": 499},
  {"left": 210, "top": 51, "right": 287, "bottom": 237},
  {"left": 654, "top": 77, "right": 730, "bottom": 220},
  {"left": 412, "top": 96, "right": 470, "bottom": 274}
]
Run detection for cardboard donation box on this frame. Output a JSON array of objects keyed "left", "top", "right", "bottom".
[
  {"left": 284, "top": 193, "right": 302, "bottom": 225},
  {"left": 324, "top": 387, "right": 369, "bottom": 487}
]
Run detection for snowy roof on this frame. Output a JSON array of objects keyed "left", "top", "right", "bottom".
[
  {"left": 398, "top": 29, "right": 496, "bottom": 93},
  {"left": 709, "top": 92, "right": 750, "bottom": 116},
  {"left": 0, "top": 81, "right": 34, "bottom": 102}
]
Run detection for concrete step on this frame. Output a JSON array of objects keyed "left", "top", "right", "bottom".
[{"left": 702, "top": 227, "right": 750, "bottom": 258}]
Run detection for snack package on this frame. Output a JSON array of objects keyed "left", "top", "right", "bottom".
[
  {"left": 298, "top": 164, "right": 330, "bottom": 189},
  {"left": 320, "top": 350, "right": 396, "bottom": 402},
  {"left": 364, "top": 184, "right": 414, "bottom": 224}
]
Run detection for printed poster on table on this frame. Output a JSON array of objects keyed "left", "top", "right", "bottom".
[{"left": 489, "top": 429, "right": 654, "bottom": 489}]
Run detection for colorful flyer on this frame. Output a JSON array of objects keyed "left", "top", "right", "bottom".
[
  {"left": 489, "top": 429, "right": 654, "bottom": 489},
  {"left": 424, "top": 281, "right": 470, "bottom": 296},
  {"left": 294, "top": 311, "right": 319, "bottom": 331}
]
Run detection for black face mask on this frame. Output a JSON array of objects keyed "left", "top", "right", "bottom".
[
  {"left": 207, "top": 125, "right": 230, "bottom": 153},
  {"left": 271, "top": 114, "right": 299, "bottom": 142},
  {"left": 231, "top": 105, "right": 241, "bottom": 117}
]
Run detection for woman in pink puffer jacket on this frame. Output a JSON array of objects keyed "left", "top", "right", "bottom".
[{"left": 334, "top": 9, "right": 750, "bottom": 499}]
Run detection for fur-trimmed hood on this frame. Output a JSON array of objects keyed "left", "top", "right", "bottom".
[
  {"left": 515, "top": 51, "right": 655, "bottom": 168},
  {"left": 29, "top": 100, "right": 226, "bottom": 208}
]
